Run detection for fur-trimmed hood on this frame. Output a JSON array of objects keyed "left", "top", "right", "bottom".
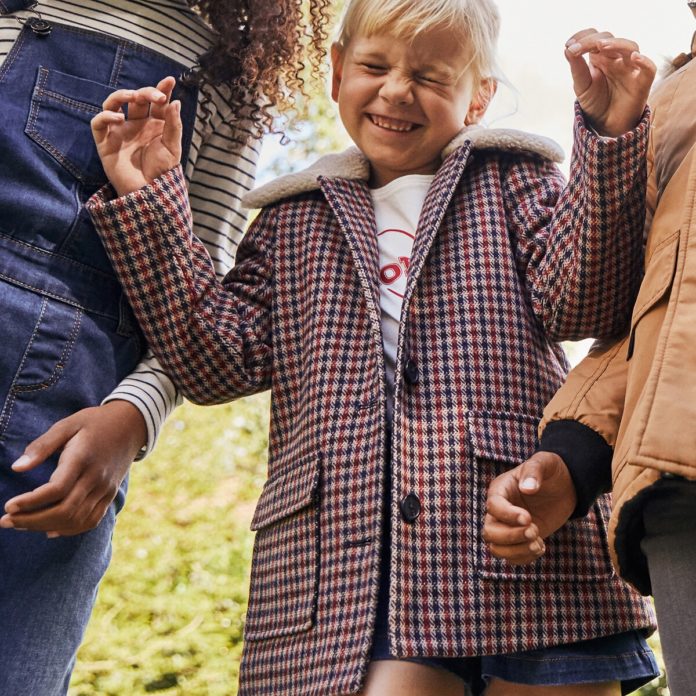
[{"left": 243, "top": 126, "right": 564, "bottom": 209}]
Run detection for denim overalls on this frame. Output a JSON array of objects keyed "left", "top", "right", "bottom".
[{"left": 0, "top": 3, "right": 197, "bottom": 692}]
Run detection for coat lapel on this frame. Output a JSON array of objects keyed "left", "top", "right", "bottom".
[
  {"left": 319, "top": 176, "right": 382, "bottom": 324},
  {"left": 403, "top": 143, "right": 473, "bottom": 309}
]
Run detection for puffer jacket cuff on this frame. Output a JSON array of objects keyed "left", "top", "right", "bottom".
[{"left": 538, "top": 419, "right": 613, "bottom": 519}]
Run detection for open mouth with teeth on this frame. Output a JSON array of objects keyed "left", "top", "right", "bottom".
[{"left": 368, "top": 114, "right": 420, "bottom": 132}]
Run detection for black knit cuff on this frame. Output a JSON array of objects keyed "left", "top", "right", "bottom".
[{"left": 538, "top": 419, "right": 613, "bottom": 518}]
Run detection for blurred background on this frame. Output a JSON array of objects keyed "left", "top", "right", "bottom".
[{"left": 70, "top": 1, "right": 688, "bottom": 693}]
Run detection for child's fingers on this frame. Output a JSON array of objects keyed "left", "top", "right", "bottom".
[
  {"left": 127, "top": 86, "right": 167, "bottom": 120},
  {"left": 91, "top": 111, "right": 126, "bottom": 145},
  {"left": 150, "top": 76, "right": 176, "bottom": 120},
  {"left": 156, "top": 75, "right": 176, "bottom": 96},
  {"left": 101, "top": 88, "right": 138, "bottom": 113},
  {"left": 486, "top": 492, "right": 532, "bottom": 527},
  {"left": 631, "top": 52, "right": 657, "bottom": 83},
  {"left": 565, "top": 27, "right": 600, "bottom": 48},
  {"left": 45, "top": 491, "right": 115, "bottom": 538},
  {"left": 161, "top": 100, "right": 183, "bottom": 160},
  {"left": 0, "top": 487, "right": 87, "bottom": 532},
  {"left": 482, "top": 513, "right": 538, "bottom": 546},
  {"left": 593, "top": 37, "right": 640, "bottom": 62},
  {"left": 488, "top": 538, "right": 546, "bottom": 564},
  {"left": 565, "top": 30, "right": 613, "bottom": 58},
  {"left": 3, "top": 456, "right": 81, "bottom": 518},
  {"left": 565, "top": 48, "right": 593, "bottom": 95},
  {"left": 7, "top": 415, "right": 80, "bottom": 479},
  {"left": 99, "top": 85, "right": 168, "bottom": 121}
]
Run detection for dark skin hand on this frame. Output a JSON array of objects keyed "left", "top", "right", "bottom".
[
  {"left": 482, "top": 451, "right": 577, "bottom": 565},
  {"left": 0, "top": 400, "right": 147, "bottom": 538}
]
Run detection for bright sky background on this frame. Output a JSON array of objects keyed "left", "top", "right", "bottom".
[{"left": 491, "top": 0, "right": 688, "bottom": 171}]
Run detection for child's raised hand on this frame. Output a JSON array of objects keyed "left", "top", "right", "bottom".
[
  {"left": 91, "top": 75, "right": 183, "bottom": 197},
  {"left": 565, "top": 29, "right": 656, "bottom": 138}
]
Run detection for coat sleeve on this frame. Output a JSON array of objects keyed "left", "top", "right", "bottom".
[
  {"left": 504, "top": 104, "right": 650, "bottom": 341},
  {"left": 99, "top": 123, "right": 260, "bottom": 454},
  {"left": 537, "top": 334, "right": 629, "bottom": 517},
  {"left": 86, "top": 165, "right": 273, "bottom": 406},
  {"left": 534, "top": 120, "right": 658, "bottom": 517}
]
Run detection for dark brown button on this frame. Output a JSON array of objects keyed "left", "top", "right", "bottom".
[
  {"left": 404, "top": 358, "right": 419, "bottom": 385},
  {"left": 399, "top": 493, "right": 421, "bottom": 523}
]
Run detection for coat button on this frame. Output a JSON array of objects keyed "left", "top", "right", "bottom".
[
  {"left": 399, "top": 493, "right": 422, "bottom": 523},
  {"left": 403, "top": 358, "right": 419, "bottom": 385}
]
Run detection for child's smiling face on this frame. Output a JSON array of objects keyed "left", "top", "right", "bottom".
[{"left": 331, "top": 28, "right": 492, "bottom": 188}]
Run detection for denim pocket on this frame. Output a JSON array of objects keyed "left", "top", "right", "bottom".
[
  {"left": 25, "top": 67, "right": 115, "bottom": 186},
  {"left": 0, "top": 292, "right": 82, "bottom": 438}
]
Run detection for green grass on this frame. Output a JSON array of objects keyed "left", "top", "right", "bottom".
[
  {"left": 69, "top": 396, "right": 269, "bottom": 696},
  {"left": 69, "top": 395, "right": 667, "bottom": 695}
]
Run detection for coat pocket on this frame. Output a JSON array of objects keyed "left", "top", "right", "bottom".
[
  {"left": 244, "top": 453, "right": 322, "bottom": 641},
  {"left": 25, "top": 67, "right": 114, "bottom": 187},
  {"left": 470, "top": 410, "right": 614, "bottom": 582},
  {"left": 627, "top": 230, "right": 680, "bottom": 360}
]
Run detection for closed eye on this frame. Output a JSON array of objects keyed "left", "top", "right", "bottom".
[
  {"left": 417, "top": 74, "right": 446, "bottom": 85},
  {"left": 362, "top": 63, "right": 388, "bottom": 73}
]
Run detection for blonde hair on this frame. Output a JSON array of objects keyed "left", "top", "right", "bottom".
[{"left": 335, "top": 0, "right": 501, "bottom": 83}]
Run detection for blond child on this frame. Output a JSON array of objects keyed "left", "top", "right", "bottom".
[{"left": 86, "top": 0, "right": 658, "bottom": 693}]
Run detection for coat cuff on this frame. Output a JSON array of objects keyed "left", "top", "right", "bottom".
[
  {"left": 574, "top": 101, "right": 650, "bottom": 145},
  {"left": 538, "top": 419, "right": 613, "bottom": 518},
  {"left": 86, "top": 165, "right": 189, "bottom": 236}
]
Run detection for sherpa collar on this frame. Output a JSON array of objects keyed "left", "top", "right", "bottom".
[{"left": 243, "top": 125, "right": 564, "bottom": 209}]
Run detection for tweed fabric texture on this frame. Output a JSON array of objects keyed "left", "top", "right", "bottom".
[{"left": 88, "top": 116, "right": 655, "bottom": 696}]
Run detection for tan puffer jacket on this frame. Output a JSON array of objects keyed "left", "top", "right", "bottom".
[{"left": 539, "top": 53, "right": 696, "bottom": 594}]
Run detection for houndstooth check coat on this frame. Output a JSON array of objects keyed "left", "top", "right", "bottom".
[{"left": 88, "top": 109, "right": 656, "bottom": 696}]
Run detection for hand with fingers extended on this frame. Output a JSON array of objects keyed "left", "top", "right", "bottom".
[
  {"left": 565, "top": 28, "right": 656, "bottom": 137},
  {"left": 482, "top": 451, "right": 578, "bottom": 565},
  {"left": 91, "top": 75, "right": 183, "bottom": 197},
  {"left": 0, "top": 401, "right": 147, "bottom": 538}
]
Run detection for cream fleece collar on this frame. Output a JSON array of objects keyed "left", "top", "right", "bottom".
[{"left": 243, "top": 125, "right": 564, "bottom": 209}]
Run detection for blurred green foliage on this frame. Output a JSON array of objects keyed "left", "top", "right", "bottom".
[{"left": 69, "top": 397, "right": 269, "bottom": 696}]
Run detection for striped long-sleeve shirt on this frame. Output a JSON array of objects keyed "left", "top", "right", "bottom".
[{"left": 0, "top": 0, "right": 259, "bottom": 454}]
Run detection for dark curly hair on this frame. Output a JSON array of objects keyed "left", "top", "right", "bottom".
[{"left": 186, "top": 0, "right": 332, "bottom": 138}]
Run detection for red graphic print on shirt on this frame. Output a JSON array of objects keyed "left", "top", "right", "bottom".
[{"left": 378, "top": 228, "right": 414, "bottom": 299}]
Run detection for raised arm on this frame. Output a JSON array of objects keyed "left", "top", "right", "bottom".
[{"left": 506, "top": 31, "right": 654, "bottom": 341}]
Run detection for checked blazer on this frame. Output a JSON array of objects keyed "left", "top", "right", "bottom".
[{"left": 88, "top": 110, "right": 655, "bottom": 696}]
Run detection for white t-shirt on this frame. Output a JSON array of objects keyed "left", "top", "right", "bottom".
[{"left": 370, "top": 174, "right": 434, "bottom": 419}]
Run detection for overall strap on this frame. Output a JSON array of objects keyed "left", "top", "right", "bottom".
[{"left": 0, "top": 0, "right": 38, "bottom": 15}]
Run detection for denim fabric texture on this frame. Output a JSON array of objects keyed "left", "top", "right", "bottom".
[
  {"left": 0, "top": 0, "right": 36, "bottom": 16},
  {"left": 0, "top": 15, "right": 197, "bottom": 694}
]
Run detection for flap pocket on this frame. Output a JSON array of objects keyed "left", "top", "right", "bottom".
[
  {"left": 251, "top": 453, "right": 321, "bottom": 530},
  {"left": 246, "top": 453, "right": 322, "bottom": 641},
  {"left": 25, "top": 67, "right": 115, "bottom": 186},
  {"left": 469, "top": 411, "right": 614, "bottom": 582},
  {"left": 627, "top": 231, "right": 680, "bottom": 359},
  {"left": 468, "top": 410, "right": 538, "bottom": 464}
]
